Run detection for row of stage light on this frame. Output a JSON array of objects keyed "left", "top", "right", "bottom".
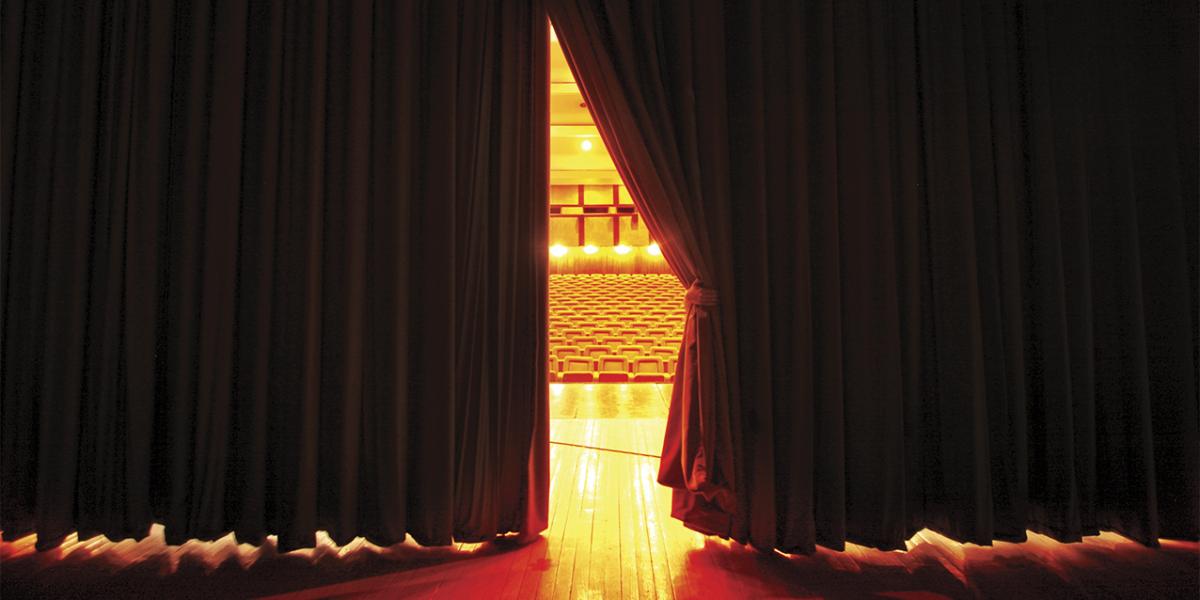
[{"left": 550, "top": 242, "right": 661, "bottom": 257}]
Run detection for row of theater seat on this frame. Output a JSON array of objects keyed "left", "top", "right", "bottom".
[{"left": 549, "top": 274, "right": 686, "bottom": 382}]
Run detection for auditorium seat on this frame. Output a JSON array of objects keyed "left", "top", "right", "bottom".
[
  {"left": 632, "top": 357, "right": 667, "bottom": 383},
  {"left": 549, "top": 273, "right": 687, "bottom": 382},
  {"left": 562, "top": 356, "right": 595, "bottom": 383},
  {"left": 597, "top": 356, "right": 630, "bottom": 382},
  {"left": 633, "top": 337, "right": 657, "bottom": 348}
]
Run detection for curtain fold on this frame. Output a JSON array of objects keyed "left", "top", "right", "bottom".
[
  {"left": 549, "top": 0, "right": 1198, "bottom": 552},
  {"left": 547, "top": 0, "right": 744, "bottom": 538},
  {"left": 1, "top": 0, "right": 548, "bottom": 551}
]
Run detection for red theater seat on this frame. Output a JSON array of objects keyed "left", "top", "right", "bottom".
[
  {"left": 632, "top": 357, "right": 667, "bottom": 382},
  {"left": 597, "top": 356, "right": 630, "bottom": 382},
  {"left": 562, "top": 356, "right": 595, "bottom": 382}
]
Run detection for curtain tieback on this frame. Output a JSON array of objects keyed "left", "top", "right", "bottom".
[{"left": 685, "top": 281, "right": 719, "bottom": 307}]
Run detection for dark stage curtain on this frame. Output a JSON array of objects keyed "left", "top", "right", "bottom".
[
  {"left": 1, "top": 0, "right": 549, "bottom": 551},
  {"left": 549, "top": 0, "right": 1198, "bottom": 552}
]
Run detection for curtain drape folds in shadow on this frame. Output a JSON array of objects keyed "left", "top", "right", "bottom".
[
  {"left": 1, "top": 0, "right": 548, "bottom": 551},
  {"left": 548, "top": 0, "right": 1198, "bottom": 552}
]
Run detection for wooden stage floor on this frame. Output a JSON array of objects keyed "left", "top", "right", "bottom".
[{"left": 2, "top": 384, "right": 1197, "bottom": 599}]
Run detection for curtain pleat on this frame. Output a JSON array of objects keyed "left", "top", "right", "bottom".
[
  {"left": 1, "top": 0, "right": 548, "bottom": 552},
  {"left": 549, "top": 0, "right": 1198, "bottom": 552}
]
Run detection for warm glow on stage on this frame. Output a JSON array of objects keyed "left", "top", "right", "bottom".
[
  {"left": 0, "top": 5, "right": 1191, "bottom": 600},
  {"left": 2, "top": 382, "right": 1196, "bottom": 597},
  {"left": 2, "top": 488, "right": 1194, "bottom": 598}
]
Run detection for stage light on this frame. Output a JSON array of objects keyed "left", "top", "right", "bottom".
[
  {"left": 582, "top": 244, "right": 598, "bottom": 254},
  {"left": 550, "top": 244, "right": 568, "bottom": 257},
  {"left": 580, "top": 139, "right": 593, "bottom": 151},
  {"left": 614, "top": 244, "right": 631, "bottom": 255},
  {"left": 647, "top": 242, "right": 661, "bottom": 256}
]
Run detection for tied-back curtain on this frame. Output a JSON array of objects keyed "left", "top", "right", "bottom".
[
  {"left": 550, "top": 0, "right": 1198, "bottom": 553},
  {"left": 1, "top": 0, "right": 549, "bottom": 551},
  {"left": 548, "top": 1, "right": 742, "bottom": 537}
]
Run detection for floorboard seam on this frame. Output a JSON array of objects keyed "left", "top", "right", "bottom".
[{"left": 549, "top": 440, "right": 661, "bottom": 459}]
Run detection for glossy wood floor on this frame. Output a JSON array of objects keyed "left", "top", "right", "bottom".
[{"left": 2, "top": 384, "right": 1197, "bottom": 599}]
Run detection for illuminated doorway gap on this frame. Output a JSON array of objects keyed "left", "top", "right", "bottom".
[{"left": 547, "top": 27, "right": 685, "bottom": 441}]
